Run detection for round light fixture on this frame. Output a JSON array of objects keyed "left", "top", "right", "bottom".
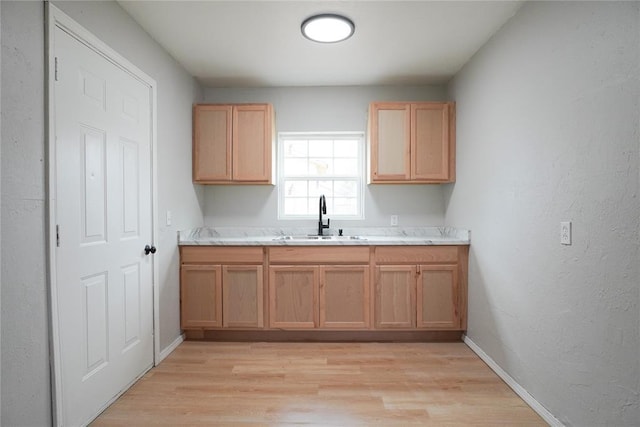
[{"left": 301, "top": 14, "right": 355, "bottom": 43}]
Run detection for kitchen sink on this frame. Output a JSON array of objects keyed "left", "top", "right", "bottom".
[{"left": 272, "top": 235, "right": 367, "bottom": 241}]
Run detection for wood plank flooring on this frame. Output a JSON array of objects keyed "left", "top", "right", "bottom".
[{"left": 91, "top": 341, "right": 546, "bottom": 426}]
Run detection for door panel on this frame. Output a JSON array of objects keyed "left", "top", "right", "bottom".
[
  {"left": 120, "top": 138, "right": 140, "bottom": 238},
  {"left": 233, "top": 104, "right": 271, "bottom": 181},
  {"left": 193, "top": 105, "right": 232, "bottom": 181},
  {"left": 417, "top": 265, "right": 459, "bottom": 329},
  {"left": 374, "top": 266, "right": 416, "bottom": 329},
  {"left": 320, "top": 266, "right": 370, "bottom": 329},
  {"left": 269, "top": 266, "right": 318, "bottom": 329},
  {"left": 81, "top": 272, "right": 109, "bottom": 378},
  {"left": 80, "top": 126, "right": 107, "bottom": 244},
  {"left": 181, "top": 265, "right": 222, "bottom": 328},
  {"left": 411, "top": 103, "right": 449, "bottom": 180},
  {"left": 223, "top": 265, "right": 264, "bottom": 328},
  {"left": 369, "top": 103, "right": 411, "bottom": 181},
  {"left": 122, "top": 263, "right": 141, "bottom": 349}
]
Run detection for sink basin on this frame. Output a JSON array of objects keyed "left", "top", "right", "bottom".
[{"left": 272, "top": 235, "right": 367, "bottom": 242}]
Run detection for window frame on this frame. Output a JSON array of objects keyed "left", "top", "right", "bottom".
[{"left": 277, "top": 131, "right": 366, "bottom": 220}]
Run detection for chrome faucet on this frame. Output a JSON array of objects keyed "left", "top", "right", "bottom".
[{"left": 318, "top": 194, "right": 330, "bottom": 236}]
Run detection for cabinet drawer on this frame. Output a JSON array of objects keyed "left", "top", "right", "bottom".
[
  {"left": 180, "top": 246, "right": 264, "bottom": 264},
  {"left": 375, "top": 246, "right": 458, "bottom": 264},
  {"left": 269, "top": 247, "right": 370, "bottom": 264}
]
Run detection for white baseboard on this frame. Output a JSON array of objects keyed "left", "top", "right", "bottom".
[
  {"left": 463, "top": 335, "right": 563, "bottom": 427},
  {"left": 157, "top": 333, "right": 185, "bottom": 364}
]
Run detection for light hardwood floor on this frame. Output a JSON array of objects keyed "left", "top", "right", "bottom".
[{"left": 91, "top": 341, "right": 546, "bottom": 426}]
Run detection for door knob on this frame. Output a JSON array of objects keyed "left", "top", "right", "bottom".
[{"left": 144, "top": 245, "right": 156, "bottom": 255}]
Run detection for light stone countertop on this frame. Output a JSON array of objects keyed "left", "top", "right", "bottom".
[{"left": 178, "top": 226, "right": 470, "bottom": 246}]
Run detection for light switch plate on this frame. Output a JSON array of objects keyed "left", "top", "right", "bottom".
[
  {"left": 166, "top": 210, "right": 172, "bottom": 227},
  {"left": 560, "top": 221, "right": 571, "bottom": 245},
  {"left": 390, "top": 215, "right": 398, "bottom": 226}
]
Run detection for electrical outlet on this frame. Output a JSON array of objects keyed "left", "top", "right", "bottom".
[
  {"left": 560, "top": 221, "right": 571, "bottom": 245},
  {"left": 390, "top": 215, "right": 399, "bottom": 226},
  {"left": 166, "top": 210, "right": 172, "bottom": 227}
]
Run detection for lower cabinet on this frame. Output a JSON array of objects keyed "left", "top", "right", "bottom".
[
  {"left": 320, "top": 266, "right": 370, "bottom": 329},
  {"left": 181, "top": 264, "right": 223, "bottom": 328},
  {"left": 222, "top": 265, "right": 264, "bottom": 328},
  {"left": 269, "top": 266, "right": 318, "bottom": 329},
  {"left": 374, "top": 246, "right": 467, "bottom": 330},
  {"left": 416, "top": 265, "right": 459, "bottom": 329},
  {"left": 180, "top": 246, "right": 265, "bottom": 330},
  {"left": 268, "top": 265, "right": 370, "bottom": 330},
  {"left": 375, "top": 266, "right": 416, "bottom": 329},
  {"left": 180, "top": 245, "right": 467, "bottom": 334}
]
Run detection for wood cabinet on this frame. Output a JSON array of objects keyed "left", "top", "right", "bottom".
[
  {"left": 268, "top": 247, "right": 370, "bottom": 330},
  {"left": 193, "top": 104, "right": 274, "bottom": 184},
  {"left": 374, "top": 246, "right": 467, "bottom": 330},
  {"left": 375, "top": 266, "right": 415, "bottom": 329},
  {"left": 222, "top": 265, "right": 264, "bottom": 328},
  {"left": 180, "top": 247, "right": 265, "bottom": 330},
  {"left": 369, "top": 102, "right": 455, "bottom": 183},
  {"left": 319, "top": 266, "right": 370, "bottom": 329},
  {"left": 180, "top": 244, "right": 467, "bottom": 336},
  {"left": 181, "top": 265, "right": 222, "bottom": 328},
  {"left": 416, "top": 265, "right": 458, "bottom": 329},
  {"left": 269, "top": 266, "right": 318, "bottom": 329}
]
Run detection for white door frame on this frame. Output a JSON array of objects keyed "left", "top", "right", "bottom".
[{"left": 46, "top": 4, "right": 160, "bottom": 425}]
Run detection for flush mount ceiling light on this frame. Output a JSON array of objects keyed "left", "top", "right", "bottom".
[{"left": 301, "top": 14, "right": 355, "bottom": 43}]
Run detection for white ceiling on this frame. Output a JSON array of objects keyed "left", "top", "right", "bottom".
[{"left": 117, "top": 1, "right": 523, "bottom": 88}]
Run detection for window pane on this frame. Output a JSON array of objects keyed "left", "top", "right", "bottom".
[
  {"left": 334, "top": 159, "right": 358, "bottom": 176},
  {"left": 284, "top": 180, "right": 308, "bottom": 197},
  {"left": 309, "top": 141, "right": 333, "bottom": 158},
  {"left": 308, "top": 158, "right": 332, "bottom": 176},
  {"left": 334, "top": 180, "right": 357, "bottom": 197},
  {"left": 308, "top": 180, "right": 332, "bottom": 197},
  {"left": 284, "top": 140, "right": 308, "bottom": 158},
  {"left": 334, "top": 140, "right": 359, "bottom": 157},
  {"left": 284, "top": 158, "right": 308, "bottom": 176}
]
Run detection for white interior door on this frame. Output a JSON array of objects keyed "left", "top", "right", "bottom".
[{"left": 53, "top": 25, "right": 154, "bottom": 426}]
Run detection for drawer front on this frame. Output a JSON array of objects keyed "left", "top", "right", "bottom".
[
  {"left": 180, "top": 246, "right": 264, "bottom": 264},
  {"left": 375, "top": 246, "right": 458, "bottom": 264},
  {"left": 269, "top": 247, "right": 370, "bottom": 264}
]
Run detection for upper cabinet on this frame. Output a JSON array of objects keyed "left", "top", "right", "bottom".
[
  {"left": 368, "top": 102, "right": 455, "bottom": 183},
  {"left": 193, "top": 104, "right": 274, "bottom": 184}
]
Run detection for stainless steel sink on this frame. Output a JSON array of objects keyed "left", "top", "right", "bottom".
[{"left": 272, "top": 235, "right": 367, "bottom": 242}]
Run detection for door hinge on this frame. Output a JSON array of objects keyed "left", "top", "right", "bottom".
[
  {"left": 56, "top": 224, "right": 60, "bottom": 247},
  {"left": 54, "top": 57, "right": 59, "bottom": 81}
]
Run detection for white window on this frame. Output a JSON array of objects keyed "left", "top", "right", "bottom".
[{"left": 278, "top": 132, "right": 365, "bottom": 220}]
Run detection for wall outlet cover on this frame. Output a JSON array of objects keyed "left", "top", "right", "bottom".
[{"left": 560, "top": 221, "right": 571, "bottom": 245}]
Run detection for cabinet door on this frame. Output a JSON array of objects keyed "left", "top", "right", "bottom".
[
  {"left": 181, "top": 265, "right": 222, "bottom": 328},
  {"left": 417, "top": 265, "right": 459, "bottom": 329},
  {"left": 233, "top": 104, "right": 272, "bottom": 182},
  {"left": 369, "top": 102, "right": 411, "bottom": 181},
  {"left": 319, "top": 266, "right": 370, "bottom": 329},
  {"left": 269, "top": 266, "right": 318, "bottom": 329},
  {"left": 193, "top": 105, "right": 232, "bottom": 182},
  {"left": 374, "top": 266, "right": 416, "bottom": 329},
  {"left": 411, "top": 103, "right": 453, "bottom": 181},
  {"left": 223, "top": 265, "right": 264, "bottom": 328}
]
